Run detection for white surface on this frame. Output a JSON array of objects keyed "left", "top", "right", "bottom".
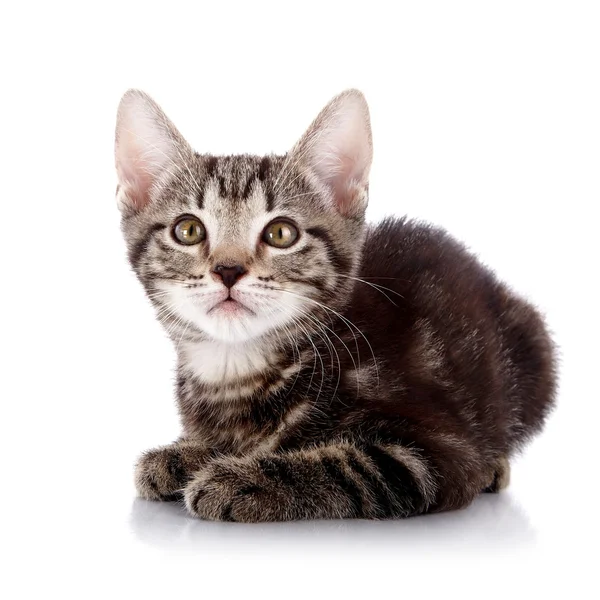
[{"left": 1, "top": 1, "right": 599, "bottom": 598}]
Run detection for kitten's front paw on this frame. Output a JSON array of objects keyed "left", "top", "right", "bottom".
[
  {"left": 184, "top": 457, "right": 273, "bottom": 522},
  {"left": 135, "top": 443, "right": 206, "bottom": 501}
]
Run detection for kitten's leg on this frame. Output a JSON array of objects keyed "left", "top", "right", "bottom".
[
  {"left": 483, "top": 456, "right": 511, "bottom": 493},
  {"left": 135, "top": 440, "right": 209, "bottom": 501},
  {"left": 183, "top": 442, "right": 437, "bottom": 522}
]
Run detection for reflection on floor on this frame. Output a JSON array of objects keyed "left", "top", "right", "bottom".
[{"left": 129, "top": 492, "right": 536, "bottom": 557}]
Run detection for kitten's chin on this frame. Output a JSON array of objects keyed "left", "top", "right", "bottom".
[
  {"left": 175, "top": 302, "right": 290, "bottom": 344},
  {"left": 202, "top": 313, "right": 286, "bottom": 343},
  {"left": 207, "top": 298, "right": 255, "bottom": 318},
  {"left": 164, "top": 287, "right": 306, "bottom": 344}
]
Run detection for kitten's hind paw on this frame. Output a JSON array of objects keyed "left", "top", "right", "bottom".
[
  {"left": 483, "top": 457, "right": 511, "bottom": 493},
  {"left": 135, "top": 442, "right": 208, "bottom": 501}
]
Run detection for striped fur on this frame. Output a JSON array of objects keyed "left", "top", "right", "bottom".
[{"left": 116, "top": 89, "right": 557, "bottom": 522}]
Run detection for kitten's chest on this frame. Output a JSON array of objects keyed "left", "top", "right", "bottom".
[
  {"left": 178, "top": 386, "right": 311, "bottom": 454},
  {"left": 176, "top": 340, "right": 309, "bottom": 453}
]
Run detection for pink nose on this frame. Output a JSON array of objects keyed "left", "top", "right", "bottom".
[{"left": 212, "top": 264, "right": 247, "bottom": 288}]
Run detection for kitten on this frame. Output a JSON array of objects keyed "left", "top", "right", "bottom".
[{"left": 115, "top": 89, "right": 556, "bottom": 522}]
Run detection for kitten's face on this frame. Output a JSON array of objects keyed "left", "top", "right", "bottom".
[{"left": 116, "top": 90, "right": 372, "bottom": 343}]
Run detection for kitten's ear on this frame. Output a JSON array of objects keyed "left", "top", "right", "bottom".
[
  {"left": 115, "top": 90, "right": 192, "bottom": 213},
  {"left": 290, "top": 89, "right": 372, "bottom": 217}
]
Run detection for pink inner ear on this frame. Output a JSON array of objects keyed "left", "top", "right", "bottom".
[
  {"left": 331, "top": 182, "right": 365, "bottom": 218},
  {"left": 313, "top": 135, "right": 370, "bottom": 217},
  {"left": 319, "top": 154, "right": 364, "bottom": 216},
  {"left": 303, "top": 93, "right": 372, "bottom": 217},
  {"left": 115, "top": 91, "right": 184, "bottom": 213},
  {"left": 118, "top": 154, "right": 154, "bottom": 211}
]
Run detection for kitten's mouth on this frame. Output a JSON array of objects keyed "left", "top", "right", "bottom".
[{"left": 208, "top": 296, "right": 254, "bottom": 317}]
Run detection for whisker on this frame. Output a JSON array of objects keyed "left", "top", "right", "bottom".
[
  {"left": 295, "top": 308, "right": 344, "bottom": 400},
  {"left": 336, "top": 274, "right": 404, "bottom": 306},
  {"left": 250, "top": 286, "right": 366, "bottom": 394},
  {"left": 273, "top": 288, "right": 379, "bottom": 388}
]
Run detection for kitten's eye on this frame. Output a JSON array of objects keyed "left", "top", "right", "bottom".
[
  {"left": 172, "top": 216, "right": 206, "bottom": 245},
  {"left": 263, "top": 220, "right": 299, "bottom": 248}
]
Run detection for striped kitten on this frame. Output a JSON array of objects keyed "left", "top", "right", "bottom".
[{"left": 115, "top": 89, "right": 556, "bottom": 522}]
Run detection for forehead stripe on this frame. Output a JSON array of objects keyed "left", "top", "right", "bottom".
[
  {"left": 243, "top": 175, "right": 256, "bottom": 200},
  {"left": 258, "top": 156, "right": 271, "bottom": 181}
]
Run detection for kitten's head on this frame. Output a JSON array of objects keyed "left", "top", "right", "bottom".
[{"left": 115, "top": 90, "right": 372, "bottom": 343}]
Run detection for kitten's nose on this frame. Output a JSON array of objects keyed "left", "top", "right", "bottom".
[{"left": 212, "top": 264, "right": 247, "bottom": 289}]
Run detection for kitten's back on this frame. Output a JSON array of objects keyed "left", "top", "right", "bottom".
[{"left": 353, "top": 217, "right": 556, "bottom": 454}]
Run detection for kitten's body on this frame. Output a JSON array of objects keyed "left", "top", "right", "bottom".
[{"left": 116, "top": 90, "right": 556, "bottom": 521}]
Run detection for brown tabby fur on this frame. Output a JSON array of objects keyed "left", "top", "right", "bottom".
[{"left": 117, "top": 89, "right": 556, "bottom": 522}]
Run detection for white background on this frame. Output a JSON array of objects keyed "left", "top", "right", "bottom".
[{"left": 1, "top": 1, "right": 599, "bottom": 598}]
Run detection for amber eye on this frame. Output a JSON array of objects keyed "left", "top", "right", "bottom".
[
  {"left": 263, "top": 220, "right": 299, "bottom": 248},
  {"left": 172, "top": 216, "right": 206, "bottom": 245}
]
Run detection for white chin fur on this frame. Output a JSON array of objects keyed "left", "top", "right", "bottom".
[{"left": 163, "top": 284, "right": 305, "bottom": 343}]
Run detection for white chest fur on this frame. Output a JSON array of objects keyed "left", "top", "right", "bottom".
[{"left": 178, "top": 339, "right": 274, "bottom": 384}]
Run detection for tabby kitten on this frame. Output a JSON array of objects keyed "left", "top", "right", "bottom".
[{"left": 115, "top": 89, "right": 556, "bottom": 522}]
